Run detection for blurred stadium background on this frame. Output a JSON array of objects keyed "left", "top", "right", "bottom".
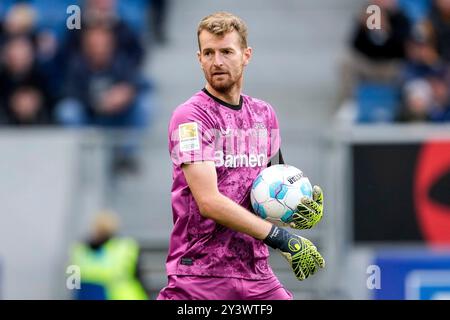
[{"left": 0, "top": 0, "right": 449, "bottom": 300}]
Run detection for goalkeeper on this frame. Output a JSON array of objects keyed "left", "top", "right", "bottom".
[{"left": 158, "top": 12, "right": 324, "bottom": 300}]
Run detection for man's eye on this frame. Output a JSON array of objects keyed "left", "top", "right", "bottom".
[{"left": 204, "top": 52, "right": 211, "bottom": 56}]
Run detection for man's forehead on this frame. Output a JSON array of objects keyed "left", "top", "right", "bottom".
[{"left": 199, "top": 30, "right": 241, "bottom": 49}]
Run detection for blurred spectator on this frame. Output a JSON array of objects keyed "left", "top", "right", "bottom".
[
  {"left": 0, "top": 2, "right": 66, "bottom": 103},
  {"left": 339, "top": 0, "right": 411, "bottom": 104},
  {"left": 70, "top": 210, "right": 149, "bottom": 300},
  {"left": 61, "top": 0, "right": 145, "bottom": 70},
  {"left": 397, "top": 79, "right": 433, "bottom": 121},
  {"left": 396, "top": 68, "right": 450, "bottom": 122},
  {"left": 428, "top": 67, "right": 450, "bottom": 121},
  {"left": 0, "top": 2, "right": 37, "bottom": 45},
  {"left": 395, "top": 0, "right": 450, "bottom": 123},
  {"left": 0, "top": 36, "right": 53, "bottom": 125},
  {"left": 428, "top": 0, "right": 450, "bottom": 62},
  {"left": 57, "top": 23, "right": 153, "bottom": 174},
  {"left": 56, "top": 23, "right": 151, "bottom": 128},
  {"left": 402, "top": 22, "right": 443, "bottom": 81}
]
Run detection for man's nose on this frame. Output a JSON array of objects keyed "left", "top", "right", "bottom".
[{"left": 213, "top": 54, "right": 224, "bottom": 66}]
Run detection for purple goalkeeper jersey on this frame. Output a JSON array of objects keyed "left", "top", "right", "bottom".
[{"left": 166, "top": 88, "right": 281, "bottom": 280}]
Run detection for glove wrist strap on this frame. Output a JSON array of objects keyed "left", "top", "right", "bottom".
[{"left": 263, "top": 225, "right": 290, "bottom": 251}]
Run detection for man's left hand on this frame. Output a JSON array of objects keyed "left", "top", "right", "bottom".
[{"left": 289, "top": 185, "right": 323, "bottom": 230}]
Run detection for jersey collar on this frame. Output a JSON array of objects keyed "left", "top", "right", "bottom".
[{"left": 202, "top": 88, "right": 243, "bottom": 111}]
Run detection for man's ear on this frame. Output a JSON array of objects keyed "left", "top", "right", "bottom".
[
  {"left": 243, "top": 47, "right": 253, "bottom": 66},
  {"left": 197, "top": 50, "right": 203, "bottom": 69}
]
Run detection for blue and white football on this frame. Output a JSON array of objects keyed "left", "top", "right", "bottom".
[{"left": 250, "top": 164, "right": 313, "bottom": 225}]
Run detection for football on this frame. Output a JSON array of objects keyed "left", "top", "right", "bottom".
[{"left": 250, "top": 164, "right": 313, "bottom": 225}]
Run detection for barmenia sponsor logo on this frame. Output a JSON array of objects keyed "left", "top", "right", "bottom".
[{"left": 214, "top": 150, "right": 267, "bottom": 168}]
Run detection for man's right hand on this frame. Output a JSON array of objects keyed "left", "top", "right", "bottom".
[{"left": 264, "top": 225, "right": 325, "bottom": 281}]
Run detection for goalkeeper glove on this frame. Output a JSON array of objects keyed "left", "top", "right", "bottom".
[
  {"left": 264, "top": 225, "right": 325, "bottom": 281},
  {"left": 289, "top": 185, "right": 323, "bottom": 230}
]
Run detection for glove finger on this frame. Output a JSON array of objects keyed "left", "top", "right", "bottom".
[
  {"left": 297, "top": 269, "right": 306, "bottom": 281},
  {"left": 296, "top": 246, "right": 315, "bottom": 280},
  {"left": 300, "top": 197, "right": 322, "bottom": 214},
  {"left": 299, "top": 256, "right": 311, "bottom": 280},
  {"left": 297, "top": 265, "right": 307, "bottom": 281},
  {"left": 300, "top": 238, "right": 324, "bottom": 274},
  {"left": 289, "top": 221, "right": 311, "bottom": 230},
  {"left": 312, "top": 185, "right": 323, "bottom": 205},
  {"left": 307, "top": 245, "right": 320, "bottom": 275},
  {"left": 311, "top": 248, "right": 326, "bottom": 269},
  {"left": 291, "top": 210, "right": 311, "bottom": 222},
  {"left": 289, "top": 211, "right": 312, "bottom": 229},
  {"left": 306, "top": 254, "right": 318, "bottom": 276},
  {"left": 291, "top": 254, "right": 306, "bottom": 281},
  {"left": 280, "top": 250, "right": 306, "bottom": 281},
  {"left": 296, "top": 200, "right": 320, "bottom": 222},
  {"left": 291, "top": 249, "right": 310, "bottom": 280}
]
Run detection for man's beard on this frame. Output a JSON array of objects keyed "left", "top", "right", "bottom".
[
  {"left": 209, "top": 77, "right": 233, "bottom": 93},
  {"left": 207, "top": 69, "right": 242, "bottom": 94}
]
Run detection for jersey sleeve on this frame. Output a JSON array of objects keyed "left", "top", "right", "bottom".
[{"left": 168, "top": 104, "right": 217, "bottom": 166}]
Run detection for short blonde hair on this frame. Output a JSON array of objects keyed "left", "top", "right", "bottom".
[
  {"left": 197, "top": 11, "right": 248, "bottom": 50},
  {"left": 91, "top": 210, "right": 120, "bottom": 238}
]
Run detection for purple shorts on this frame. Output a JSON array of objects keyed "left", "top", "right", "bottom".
[{"left": 157, "top": 275, "right": 293, "bottom": 300}]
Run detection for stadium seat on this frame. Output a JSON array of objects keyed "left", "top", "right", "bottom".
[
  {"left": 356, "top": 82, "right": 400, "bottom": 123},
  {"left": 31, "top": 0, "right": 78, "bottom": 39},
  {"left": 30, "top": 0, "right": 150, "bottom": 40},
  {"left": 398, "top": 0, "right": 431, "bottom": 23},
  {"left": 0, "top": 0, "right": 19, "bottom": 18},
  {"left": 117, "top": 0, "right": 150, "bottom": 35}
]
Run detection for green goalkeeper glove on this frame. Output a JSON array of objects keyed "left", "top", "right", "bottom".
[
  {"left": 289, "top": 185, "right": 323, "bottom": 230},
  {"left": 263, "top": 225, "right": 325, "bottom": 281}
]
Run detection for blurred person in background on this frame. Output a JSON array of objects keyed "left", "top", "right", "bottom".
[
  {"left": 428, "top": 67, "right": 450, "bottom": 121},
  {"left": 0, "top": 36, "right": 53, "bottom": 125},
  {"left": 396, "top": 78, "right": 434, "bottom": 121},
  {"left": 428, "top": 0, "right": 450, "bottom": 62},
  {"left": 57, "top": 23, "right": 143, "bottom": 126},
  {"left": 0, "top": 1, "right": 71, "bottom": 109},
  {"left": 0, "top": 2, "right": 37, "bottom": 46},
  {"left": 56, "top": 22, "right": 153, "bottom": 173},
  {"left": 396, "top": 68, "right": 450, "bottom": 123},
  {"left": 402, "top": 22, "right": 443, "bottom": 81},
  {"left": 61, "top": 0, "right": 145, "bottom": 70},
  {"left": 0, "top": 2, "right": 60, "bottom": 66},
  {"left": 398, "top": 19, "right": 450, "bottom": 123},
  {"left": 70, "top": 210, "right": 148, "bottom": 300},
  {"left": 339, "top": 0, "right": 411, "bottom": 104}
]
